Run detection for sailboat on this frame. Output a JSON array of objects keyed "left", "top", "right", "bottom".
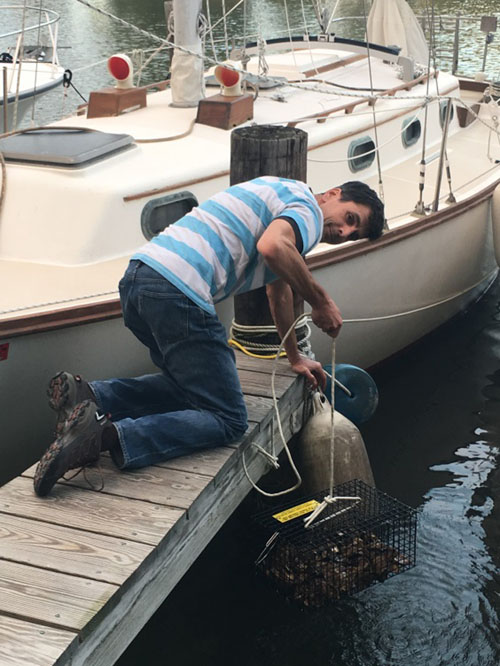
[
  {"left": 0, "top": 0, "right": 499, "bottom": 479},
  {"left": 0, "top": 2, "right": 65, "bottom": 132}
]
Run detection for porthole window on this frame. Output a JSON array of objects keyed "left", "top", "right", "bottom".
[
  {"left": 141, "top": 191, "right": 198, "bottom": 240},
  {"left": 402, "top": 117, "right": 421, "bottom": 147},
  {"left": 348, "top": 136, "right": 376, "bottom": 172},
  {"left": 439, "top": 100, "right": 454, "bottom": 128}
]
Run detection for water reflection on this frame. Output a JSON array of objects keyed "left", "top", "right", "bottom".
[{"left": 21, "top": 0, "right": 500, "bottom": 127}]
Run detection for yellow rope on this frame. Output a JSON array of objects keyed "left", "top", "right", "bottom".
[{"left": 227, "top": 338, "right": 287, "bottom": 359}]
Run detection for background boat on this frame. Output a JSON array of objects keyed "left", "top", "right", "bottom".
[{"left": 0, "top": 2, "right": 65, "bottom": 132}]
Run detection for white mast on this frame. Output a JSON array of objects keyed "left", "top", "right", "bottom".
[{"left": 170, "top": 0, "right": 205, "bottom": 107}]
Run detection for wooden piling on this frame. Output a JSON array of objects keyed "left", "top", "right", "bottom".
[{"left": 230, "top": 125, "right": 308, "bottom": 344}]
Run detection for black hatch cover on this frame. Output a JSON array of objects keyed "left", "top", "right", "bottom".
[{"left": 0, "top": 127, "right": 134, "bottom": 166}]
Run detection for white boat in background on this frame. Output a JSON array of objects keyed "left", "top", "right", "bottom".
[
  {"left": 0, "top": 0, "right": 499, "bottom": 481},
  {"left": 0, "top": 3, "right": 65, "bottom": 132}
]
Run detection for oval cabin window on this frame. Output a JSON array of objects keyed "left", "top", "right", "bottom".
[
  {"left": 348, "top": 136, "right": 376, "bottom": 172},
  {"left": 402, "top": 117, "right": 421, "bottom": 147},
  {"left": 141, "top": 191, "right": 198, "bottom": 240}
]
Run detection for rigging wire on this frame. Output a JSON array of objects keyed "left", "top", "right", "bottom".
[
  {"left": 414, "top": 0, "right": 436, "bottom": 214},
  {"left": 11, "top": 0, "right": 29, "bottom": 130},
  {"left": 29, "top": 0, "right": 44, "bottom": 125},
  {"left": 361, "top": 0, "right": 385, "bottom": 213},
  {"left": 283, "top": 0, "right": 299, "bottom": 70}
]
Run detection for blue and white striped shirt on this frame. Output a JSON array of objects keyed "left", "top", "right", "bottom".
[{"left": 132, "top": 176, "right": 323, "bottom": 314}]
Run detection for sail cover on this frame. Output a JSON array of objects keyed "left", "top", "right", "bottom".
[{"left": 367, "top": 0, "right": 429, "bottom": 65}]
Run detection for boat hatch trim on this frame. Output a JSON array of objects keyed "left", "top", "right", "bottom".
[
  {"left": 347, "top": 136, "right": 375, "bottom": 172},
  {"left": 402, "top": 117, "right": 421, "bottom": 147},
  {"left": 244, "top": 35, "right": 401, "bottom": 61},
  {"left": 0, "top": 128, "right": 135, "bottom": 167},
  {"left": 141, "top": 191, "right": 199, "bottom": 240},
  {"left": 439, "top": 100, "right": 455, "bottom": 128}
]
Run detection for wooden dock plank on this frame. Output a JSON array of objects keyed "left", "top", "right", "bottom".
[
  {"left": 0, "top": 559, "right": 117, "bottom": 631},
  {"left": 0, "top": 513, "right": 153, "bottom": 585},
  {"left": 244, "top": 394, "right": 274, "bottom": 423},
  {"left": 152, "top": 444, "right": 235, "bottom": 475},
  {"left": 0, "top": 615, "right": 76, "bottom": 666},
  {"left": 59, "top": 373, "right": 309, "bottom": 666},
  {"left": 0, "top": 477, "right": 183, "bottom": 546},
  {"left": 0, "top": 355, "right": 311, "bottom": 666},
  {"left": 235, "top": 353, "right": 296, "bottom": 376},
  {"left": 238, "top": 368, "right": 294, "bottom": 397},
  {"left": 22, "top": 458, "right": 215, "bottom": 509}
]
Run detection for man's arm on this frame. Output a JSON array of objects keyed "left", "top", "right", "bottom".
[
  {"left": 257, "top": 218, "right": 342, "bottom": 336},
  {"left": 266, "top": 278, "right": 326, "bottom": 389}
]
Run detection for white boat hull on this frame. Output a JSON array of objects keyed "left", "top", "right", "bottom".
[
  {"left": 0, "top": 32, "right": 499, "bottom": 481},
  {"left": 0, "top": 62, "right": 64, "bottom": 132},
  {"left": 1, "top": 188, "right": 496, "bottom": 483},
  {"left": 309, "top": 195, "right": 498, "bottom": 367}
]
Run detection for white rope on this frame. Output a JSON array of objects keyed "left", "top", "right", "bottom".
[
  {"left": 29, "top": 0, "right": 44, "bottom": 125},
  {"left": 283, "top": 0, "right": 299, "bottom": 70},
  {"left": 302, "top": 338, "right": 361, "bottom": 528},
  {"left": 203, "top": 0, "right": 246, "bottom": 36},
  {"left": 238, "top": 309, "right": 362, "bottom": 521},
  {"left": 361, "top": 0, "right": 384, "bottom": 203},
  {"left": 241, "top": 313, "right": 309, "bottom": 497},
  {"left": 204, "top": 0, "right": 218, "bottom": 63},
  {"left": 221, "top": 0, "right": 229, "bottom": 60},
  {"left": 11, "top": 0, "right": 29, "bottom": 130},
  {"left": 241, "top": 261, "right": 498, "bottom": 501},
  {"left": 306, "top": 102, "right": 427, "bottom": 163},
  {"left": 323, "top": 0, "right": 342, "bottom": 35}
]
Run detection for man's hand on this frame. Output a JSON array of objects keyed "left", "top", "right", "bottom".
[
  {"left": 310, "top": 297, "right": 343, "bottom": 338},
  {"left": 290, "top": 356, "right": 327, "bottom": 390}
]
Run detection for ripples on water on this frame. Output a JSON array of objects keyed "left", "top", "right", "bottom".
[{"left": 5, "top": 0, "right": 499, "bottom": 128}]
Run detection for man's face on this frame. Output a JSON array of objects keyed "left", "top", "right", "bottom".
[{"left": 318, "top": 188, "right": 371, "bottom": 244}]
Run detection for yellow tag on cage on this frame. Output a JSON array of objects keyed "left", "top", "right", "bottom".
[{"left": 272, "top": 500, "right": 320, "bottom": 523}]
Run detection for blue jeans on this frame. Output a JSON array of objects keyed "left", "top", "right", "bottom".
[{"left": 90, "top": 260, "right": 248, "bottom": 469}]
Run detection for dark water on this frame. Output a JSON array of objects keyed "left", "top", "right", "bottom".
[{"left": 112, "top": 277, "right": 500, "bottom": 666}]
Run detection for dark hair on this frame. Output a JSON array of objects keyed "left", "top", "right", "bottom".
[{"left": 338, "top": 181, "right": 385, "bottom": 240}]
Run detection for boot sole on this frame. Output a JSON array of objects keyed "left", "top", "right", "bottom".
[{"left": 34, "top": 401, "right": 93, "bottom": 497}]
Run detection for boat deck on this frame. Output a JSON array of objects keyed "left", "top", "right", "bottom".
[
  {"left": 0, "top": 353, "right": 309, "bottom": 666},
  {"left": 1, "top": 108, "right": 497, "bottom": 330}
]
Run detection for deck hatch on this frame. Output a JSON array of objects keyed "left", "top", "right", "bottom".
[
  {"left": 141, "top": 191, "right": 199, "bottom": 240},
  {"left": 0, "top": 128, "right": 134, "bottom": 166}
]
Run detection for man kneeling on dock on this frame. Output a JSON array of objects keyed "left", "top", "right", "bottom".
[{"left": 33, "top": 177, "right": 384, "bottom": 497}]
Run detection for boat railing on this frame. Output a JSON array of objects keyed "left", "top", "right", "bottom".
[
  {"left": 210, "top": 12, "right": 497, "bottom": 78},
  {"left": 0, "top": 4, "right": 60, "bottom": 70},
  {"left": 326, "top": 13, "right": 498, "bottom": 78}
]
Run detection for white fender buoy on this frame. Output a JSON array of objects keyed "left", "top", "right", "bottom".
[
  {"left": 294, "top": 392, "right": 375, "bottom": 497},
  {"left": 491, "top": 184, "right": 500, "bottom": 267}
]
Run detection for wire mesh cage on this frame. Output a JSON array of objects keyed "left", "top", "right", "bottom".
[{"left": 253, "top": 479, "right": 417, "bottom": 608}]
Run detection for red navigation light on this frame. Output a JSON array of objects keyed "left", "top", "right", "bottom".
[
  {"left": 215, "top": 66, "right": 239, "bottom": 88},
  {"left": 214, "top": 65, "right": 242, "bottom": 97},
  {"left": 108, "top": 55, "right": 131, "bottom": 81},
  {"left": 107, "top": 54, "right": 134, "bottom": 88}
]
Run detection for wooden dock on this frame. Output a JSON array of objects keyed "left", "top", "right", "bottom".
[{"left": 0, "top": 353, "right": 310, "bottom": 666}]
